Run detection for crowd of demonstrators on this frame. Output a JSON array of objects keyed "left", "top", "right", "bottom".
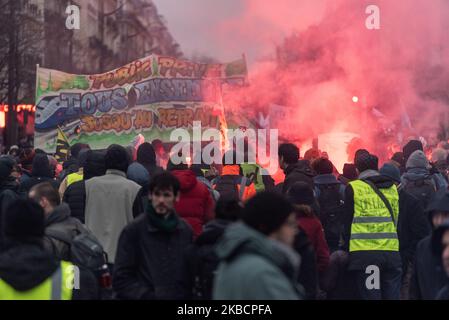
[{"left": 1, "top": 137, "right": 449, "bottom": 300}]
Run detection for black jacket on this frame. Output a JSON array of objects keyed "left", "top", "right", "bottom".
[
  {"left": 43, "top": 203, "right": 86, "bottom": 261},
  {"left": 343, "top": 174, "right": 402, "bottom": 270},
  {"left": 410, "top": 235, "right": 448, "bottom": 299},
  {"left": 20, "top": 176, "right": 59, "bottom": 194},
  {"left": 0, "top": 178, "right": 21, "bottom": 251},
  {"left": 63, "top": 180, "right": 86, "bottom": 223},
  {"left": 282, "top": 160, "right": 315, "bottom": 193},
  {"left": 293, "top": 228, "right": 318, "bottom": 300},
  {"left": 113, "top": 212, "right": 193, "bottom": 300},
  {"left": 397, "top": 190, "right": 431, "bottom": 269},
  {"left": 0, "top": 243, "right": 99, "bottom": 299},
  {"left": 186, "top": 219, "right": 230, "bottom": 300}
]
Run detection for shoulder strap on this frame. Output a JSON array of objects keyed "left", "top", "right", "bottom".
[
  {"left": 239, "top": 177, "right": 248, "bottom": 200},
  {"left": 361, "top": 179, "right": 397, "bottom": 227},
  {"left": 45, "top": 228, "right": 75, "bottom": 245}
]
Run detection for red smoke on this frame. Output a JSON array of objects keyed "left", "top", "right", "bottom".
[{"left": 210, "top": 0, "right": 449, "bottom": 168}]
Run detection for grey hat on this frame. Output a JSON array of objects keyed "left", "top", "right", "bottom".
[{"left": 406, "top": 150, "right": 431, "bottom": 170}]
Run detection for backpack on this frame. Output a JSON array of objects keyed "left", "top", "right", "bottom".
[
  {"left": 402, "top": 176, "right": 436, "bottom": 210},
  {"left": 315, "top": 183, "right": 346, "bottom": 251},
  {"left": 45, "top": 223, "right": 108, "bottom": 271},
  {"left": 214, "top": 175, "right": 249, "bottom": 201},
  {"left": 190, "top": 244, "right": 219, "bottom": 300}
]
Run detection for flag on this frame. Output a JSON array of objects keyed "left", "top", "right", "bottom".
[{"left": 55, "top": 126, "right": 70, "bottom": 162}]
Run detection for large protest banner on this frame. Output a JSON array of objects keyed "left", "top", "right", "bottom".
[{"left": 34, "top": 54, "right": 247, "bottom": 153}]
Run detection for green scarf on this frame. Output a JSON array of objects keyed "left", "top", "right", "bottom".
[{"left": 146, "top": 203, "right": 179, "bottom": 233}]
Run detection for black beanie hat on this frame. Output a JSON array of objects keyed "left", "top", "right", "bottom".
[
  {"left": 355, "top": 152, "right": 378, "bottom": 173},
  {"left": 403, "top": 140, "right": 423, "bottom": 163},
  {"left": 2, "top": 199, "right": 45, "bottom": 242},
  {"left": 137, "top": 142, "right": 157, "bottom": 166},
  {"left": 242, "top": 191, "right": 293, "bottom": 235}
]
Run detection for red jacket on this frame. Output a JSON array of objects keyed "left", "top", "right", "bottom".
[
  {"left": 297, "top": 215, "right": 330, "bottom": 273},
  {"left": 172, "top": 169, "right": 215, "bottom": 237}
]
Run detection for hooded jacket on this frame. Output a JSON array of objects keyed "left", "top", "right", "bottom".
[
  {"left": 0, "top": 243, "right": 99, "bottom": 299},
  {"left": 172, "top": 169, "right": 214, "bottom": 238},
  {"left": 411, "top": 235, "right": 448, "bottom": 299},
  {"left": 282, "top": 160, "right": 315, "bottom": 194},
  {"left": 402, "top": 150, "right": 447, "bottom": 191},
  {"left": 213, "top": 222, "right": 302, "bottom": 300},
  {"left": 43, "top": 203, "right": 86, "bottom": 261}
]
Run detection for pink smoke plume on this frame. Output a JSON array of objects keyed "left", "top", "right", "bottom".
[{"left": 208, "top": 0, "right": 449, "bottom": 168}]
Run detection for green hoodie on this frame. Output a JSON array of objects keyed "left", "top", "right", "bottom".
[{"left": 213, "top": 222, "right": 303, "bottom": 300}]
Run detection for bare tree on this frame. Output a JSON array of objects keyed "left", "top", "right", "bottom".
[{"left": 0, "top": 0, "right": 44, "bottom": 146}]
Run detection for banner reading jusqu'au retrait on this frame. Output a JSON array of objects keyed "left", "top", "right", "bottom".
[{"left": 34, "top": 54, "right": 248, "bottom": 153}]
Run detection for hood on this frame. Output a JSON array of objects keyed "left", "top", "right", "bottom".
[
  {"left": 45, "top": 203, "right": 71, "bottom": 226},
  {"left": 172, "top": 169, "right": 197, "bottom": 192},
  {"left": 0, "top": 244, "right": 59, "bottom": 291},
  {"left": 127, "top": 162, "right": 149, "bottom": 186},
  {"left": 285, "top": 160, "right": 315, "bottom": 178},
  {"left": 402, "top": 169, "right": 430, "bottom": 181},
  {"left": 195, "top": 219, "right": 231, "bottom": 246},
  {"left": 432, "top": 222, "right": 449, "bottom": 257},
  {"left": 31, "top": 154, "right": 53, "bottom": 178},
  {"left": 216, "top": 222, "right": 300, "bottom": 280},
  {"left": 406, "top": 150, "right": 431, "bottom": 170},
  {"left": 313, "top": 174, "right": 340, "bottom": 185},
  {"left": 362, "top": 173, "right": 394, "bottom": 189}
]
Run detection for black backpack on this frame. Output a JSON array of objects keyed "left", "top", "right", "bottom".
[
  {"left": 45, "top": 224, "right": 108, "bottom": 271},
  {"left": 315, "top": 183, "right": 346, "bottom": 251},
  {"left": 190, "top": 244, "right": 219, "bottom": 300},
  {"left": 402, "top": 176, "right": 436, "bottom": 210},
  {"left": 214, "top": 175, "right": 249, "bottom": 201}
]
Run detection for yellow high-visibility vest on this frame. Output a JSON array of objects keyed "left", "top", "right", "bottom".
[
  {"left": 349, "top": 180, "right": 399, "bottom": 252},
  {"left": 0, "top": 261, "right": 75, "bottom": 300},
  {"left": 67, "top": 172, "right": 83, "bottom": 187}
]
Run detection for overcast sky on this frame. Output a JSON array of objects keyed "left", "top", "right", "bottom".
[
  {"left": 153, "top": 0, "right": 246, "bottom": 61},
  {"left": 153, "top": 0, "right": 327, "bottom": 67}
]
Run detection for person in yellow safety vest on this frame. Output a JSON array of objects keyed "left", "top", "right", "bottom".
[
  {"left": 342, "top": 150, "right": 402, "bottom": 300},
  {"left": 240, "top": 162, "right": 275, "bottom": 193},
  {"left": 0, "top": 199, "right": 99, "bottom": 300},
  {"left": 58, "top": 149, "right": 90, "bottom": 199}
]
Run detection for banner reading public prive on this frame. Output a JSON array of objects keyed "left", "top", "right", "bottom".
[{"left": 34, "top": 54, "right": 247, "bottom": 152}]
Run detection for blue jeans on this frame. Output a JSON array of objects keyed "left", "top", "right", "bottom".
[{"left": 354, "top": 266, "right": 402, "bottom": 300}]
